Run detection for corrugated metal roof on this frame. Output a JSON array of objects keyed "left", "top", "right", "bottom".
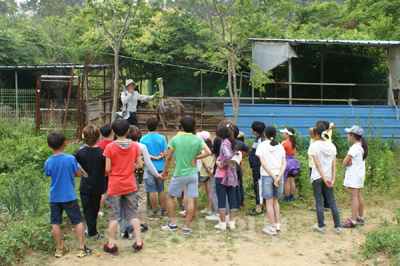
[
  {"left": 0, "top": 64, "right": 113, "bottom": 71},
  {"left": 249, "top": 38, "right": 400, "bottom": 47},
  {"left": 224, "top": 104, "right": 400, "bottom": 139}
]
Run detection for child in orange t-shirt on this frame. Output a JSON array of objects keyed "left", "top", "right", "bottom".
[
  {"left": 102, "top": 119, "right": 143, "bottom": 254},
  {"left": 280, "top": 127, "right": 300, "bottom": 202}
]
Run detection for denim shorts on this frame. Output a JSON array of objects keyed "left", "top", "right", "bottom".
[
  {"left": 145, "top": 171, "right": 164, "bottom": 193},
  {"left": 261, "top": 176, "right": 284, "bottom": 199},
  {"left": 199, "top": 175, "right": 211, "bottom": 183},
  {"left": 50, "top": 199, "right": 84, "bottom": 225},
  {"left": 168, "top": 173, "right": 199, "bottom": 198}
]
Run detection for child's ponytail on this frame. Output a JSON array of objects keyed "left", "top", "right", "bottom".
[
  {"left": 354, "top": 134, "right": 368, "bottom": 160},
  {"left": 264, "top": 125, "right": 279, "bottom": 146},
  {"left": 286, "top": 127, "right": 297, "bottom": 149}
]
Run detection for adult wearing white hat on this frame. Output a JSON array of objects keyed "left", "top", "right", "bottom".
[{"left": 121, "top": 79, "right": 155, "bottom": 129}]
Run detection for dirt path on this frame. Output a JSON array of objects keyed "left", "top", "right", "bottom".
[{"left": 43, "top": 204, "right": 396, "bottom": 266}]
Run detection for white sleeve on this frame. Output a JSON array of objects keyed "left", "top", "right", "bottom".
[
  {"left": 142, "top": 145, "right": 159, "bottom": 177},
  {"left": 121, "top": 91, "right": 133, "bottom": 105},
  {"left": 255, "top": 143, "right": 263, "bottom": 157},
  {"left": 348, "top": 145, "right": 357, "bottom": 157},
  {"left": 137, "top": 93, "right": 153, "bottom": 101}
]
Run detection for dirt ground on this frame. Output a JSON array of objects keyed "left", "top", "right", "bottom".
[{"left": 39, "top": 200, "right": 398, "bottom": 266}]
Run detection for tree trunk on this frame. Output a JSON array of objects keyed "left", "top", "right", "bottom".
[
  {"left": 111, "top": 46, "right": 120, "bottom": 122},
  {"left": 232, "top": 51, "right": 239, "bottom": 125}
]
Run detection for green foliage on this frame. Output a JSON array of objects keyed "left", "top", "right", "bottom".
[
  {"left": 364, "top": 226, "right": 400, "bottom": 265},
  {"left": 0, "top": 216, "right": 55, "bottom": 265}
]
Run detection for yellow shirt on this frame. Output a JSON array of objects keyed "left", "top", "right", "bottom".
[{"left": 308, "top": 129, "right": 333, "bottom": 168}]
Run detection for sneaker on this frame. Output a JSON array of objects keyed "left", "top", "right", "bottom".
[
  {"left": 131, "top": 241, "right": 143, "bottom": 252},
  {"left": 146, "top": 213, "right": 160, "bottom": 220},
  {"left": 55, "top": 246, "right": 69, "bottom": 258},
  {"left": 84, "top": 230, "right": 89, "bottom": 237},
  {"left": 214, "top": 221, "right": 226, "bottom": 230},
  {"left": 160, "top": 222, "right": 178, "bottom": 231},
  {"left": 228, "top": 220, "right": 235, "bottom": 230},
  {"left": 98, "top": 211, "right": 104, "bottom": 217},
  {"left": 274, "top": 223, "right": 281, "bottom": 231},
  {"left": 323, "top": 207, "right": 330, "bottom": 212},
  {"left": 206, "top": 214, "right": 220, "bottom": 221},
  {"left": 314, "top": 224, "right": 325, "bottom": 233},
  {"left": 246, "top": 209, "right": 264, "bottom": 217},
  {"left": 262, "top": 226, "right": 277, "bottom": 235},
  {"left": 335, "top": 227, "right": 342, "bottom": 234},
  {"left": 89, "top": 233, "right": 104, "bottom": 240},
  {"left": 310, "top": 207, "right": 316, "bottom": 211},
  {"left": 127, "top": 233, "right": 135, "bottom": 240},
  {"left": 103, "top": 243, "right": 119, "bottom": 255},
  {"left": 183, "top": 227, "right": 191, "bottom": 234},
  {"left": 140, "top": 223, "right": 148, "bottom": 232},
  {"left": 160, "top": 212, "right": 169, "bottom": 218},
  {"left": 357, "top": 217, "right": 365, "bottom": 226},
  {"left": 341, "top": 219, "right": 358, "bottom": 228},
  {"left": 77, "top": 245, "right": 91, "bottom": 257},
  {"left": 200, "top": 208, "right": 212, "bottom": 215}
]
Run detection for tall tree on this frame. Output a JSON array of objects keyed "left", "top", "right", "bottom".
[
  {"left": 92, "top": 0, "right": 145, "bottom": 121},
  {"left": 183, "top": 0, "right": 286, "bottom": 124}
]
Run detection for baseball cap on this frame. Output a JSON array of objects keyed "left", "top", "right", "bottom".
[
  {"left": 344, "top": 125, "right": 364, "bottom": 136},
  {"left": 197, "top": 131, "right": 211, "bottom": 141}
]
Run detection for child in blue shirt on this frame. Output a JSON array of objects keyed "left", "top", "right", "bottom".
[
  {"left": 140, "top": 117, "right": 168, "bottom": 219},
  {"left": 45, "top": 131, "right": 91, "bottom": 258}
]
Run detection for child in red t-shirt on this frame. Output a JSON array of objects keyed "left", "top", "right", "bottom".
[
  {"left": 103, "top": 119, "right": 143, "bottom": 254},
  {"left": 280, "top": 127, "right": 300, "bottom": 202},
  {"left": 97, "top": 124, "right": 114, "bottom": 217}
]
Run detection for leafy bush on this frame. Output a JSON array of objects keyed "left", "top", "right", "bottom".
[
  {"left": 0, "top": 216, "right": 55, "bottom": 265},
  {"left": 364, "top": 226, "right": 400, "bottom": 265}
]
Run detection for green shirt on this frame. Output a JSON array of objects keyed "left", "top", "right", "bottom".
[{"left": 168, "top": 133, "right": 206, "bottom": 177}]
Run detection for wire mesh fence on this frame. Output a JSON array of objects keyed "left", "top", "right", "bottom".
[{"left": 0, "top": 89, "right": 36, "bottom": 131}]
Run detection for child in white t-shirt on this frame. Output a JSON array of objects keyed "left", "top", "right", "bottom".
[
  {"left": 256, "top": 125, "right": 286, "bottom": 235},
  {"left": 341, "top": 125, "right": 368, "bottom": 228},
  {"left": 308, "top": 123, "right": 341, "bottom": 234}
]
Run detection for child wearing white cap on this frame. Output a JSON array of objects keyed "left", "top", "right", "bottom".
[
  {"left": 280, "top": 127, "right": 300, "bottom": 202},
  {"left": 196, "top": 131, "right": 214, "bottom": 215},
  {"left": 341, "top": 125, "right": 368, "bottom": 228}
]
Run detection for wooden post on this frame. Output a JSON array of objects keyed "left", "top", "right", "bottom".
[
  {"left": 62, "top": 67, "right": 74, "bottom": 135},
  {"left": 35, "top": 76, "right": 41, "bottom": 134}
]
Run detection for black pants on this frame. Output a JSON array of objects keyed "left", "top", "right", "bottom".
[
  {"left": 80, "top": 192, "right": 101, "bottom": 236},
  {"left": 127, "top": 112, "right": 140, "bottom": 129},
  {"left": 252, "top": 165, "right": 263, "bottom": 205}
]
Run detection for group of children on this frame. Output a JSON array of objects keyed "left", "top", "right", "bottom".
[{"left": 45, "top": 115, "right": 368, "bottom": 257}]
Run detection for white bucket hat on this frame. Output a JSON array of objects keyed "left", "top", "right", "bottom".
[{"left": 125, "top": 79, "right": 136, "bottom": 88}]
